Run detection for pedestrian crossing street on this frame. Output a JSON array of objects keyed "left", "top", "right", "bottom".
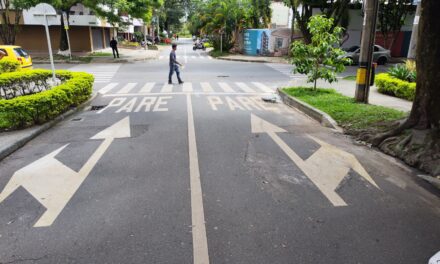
[
  {"left": 98, "top": 81, "right": 276, "bottom": 95},
  {"left": 265, "top": 63, "right": 305, "bottom": 78},
  {"left": 158, "top": 55, "right": 213, "bottom": 61},
  {"left": 70, "top": 64, "right": 121, "bottom": 83}
]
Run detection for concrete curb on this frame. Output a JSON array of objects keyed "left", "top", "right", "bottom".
[
  {"left": 277, "top": 88, "right": 342, "bottom": 132},
  {"left": 216, "top": 57, "right": 289, "bottom": 64},
  {"left": 0, "top": 93, "right": 97, "bottom": 161}
]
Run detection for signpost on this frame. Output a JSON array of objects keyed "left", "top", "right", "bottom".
[
  {"left": 32, "top": 3, "right": 57, "bottom": 82},
  {"left": 63, "top": 12, "right": 72, "bottom": 60}
]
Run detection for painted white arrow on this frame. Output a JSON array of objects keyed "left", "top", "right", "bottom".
[
  {"left": 0, "top": 117, "right": 131, "bottom": 227},
  {"left": 251, "top": 114, "right": 379, "bottom": 206}
]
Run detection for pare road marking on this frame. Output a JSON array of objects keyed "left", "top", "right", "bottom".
[{"left": 97, "top": 96, "right": 172, "bottom": 114}]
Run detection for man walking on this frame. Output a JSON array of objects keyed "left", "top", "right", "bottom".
[
  {"left": 169, "top": 44, "right": 184, "bottom": 84},
  {"left": 110, "top": 37, "right": 119, "bottom": 59}
]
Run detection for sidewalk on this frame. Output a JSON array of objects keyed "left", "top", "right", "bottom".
[
  {"left": 288, "top": 78, "right": 412, "bottom": 112},
  {"left": 217, "top": 54, "right": 289, "bottom": 64},
  {"left": 32, "top": 47, "right": 163, "bottom": 64}
]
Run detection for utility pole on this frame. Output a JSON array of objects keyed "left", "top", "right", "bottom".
[
  {"left": 355, "top": 0, "right": 380, "bottom": 103},
  {"left": 407, "top": 0, "right": 421, "bottom": 60}
]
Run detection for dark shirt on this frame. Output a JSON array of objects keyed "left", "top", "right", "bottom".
[
  {"left": 110, "top": 40, "right": 117, "bottom": 49},
  {"left": 169, "top": 50, "right": 177, "bottom": 66}
]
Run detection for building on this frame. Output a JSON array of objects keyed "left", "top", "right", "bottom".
[{"left": 0, "top": 3, "right": 148, "bottom": 53}]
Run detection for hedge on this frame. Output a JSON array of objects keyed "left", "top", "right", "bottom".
[
  {"left": 0, "top": 70, "right": 94, "bottom": 130},
  {"left": 375, "top": 73, "right": 416, "bottom": 101},
  {"left": 0, "top": 58, "right": 21, "bottom": 74}
]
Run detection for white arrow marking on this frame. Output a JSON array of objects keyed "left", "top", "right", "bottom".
[
  {"left": 251, "top": 114, "right": 379, "bottom": 206},
  {"left": 0, "top": 117, "right": 131, "bottom": 227}
]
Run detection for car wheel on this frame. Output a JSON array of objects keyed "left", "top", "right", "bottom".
[{"left": 377, "top": 57, "right": 387, "bottom": 65}]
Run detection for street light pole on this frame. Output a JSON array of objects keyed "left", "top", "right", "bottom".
[
  {"left": 355, "top": 0, "right": 380, "bottom": 103},
  {"left": 407, "top": 0, "right": 421, "bottom": 60}
]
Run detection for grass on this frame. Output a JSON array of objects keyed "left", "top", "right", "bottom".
[
  {"left": 209, "top": 50, "right": 230, "bottom": 58},
  {"left": 89, "top": 52, "right": 112, "bottom": 57},
  {"left": 33, "top": 54, "right": 92, "bottom": 63},
  {"left": 342, "top": 75, "right": 356, "bottom": 81},
  {"left": 282, "top": 87, "right": 407, "bottom": 132}
]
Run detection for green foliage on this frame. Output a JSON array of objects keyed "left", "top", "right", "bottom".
[
  {"left": 378, "top": 0, "right": 414, "bottom": 49},
  {"left": 290, "top": 15, "right": 350, "bottom": 90},
  {"left": 0, "top": 58, "right": 21, "bottom": 74},
  {"left": 0, "top": 71, "right": 93, "bottom": 130},
  {"left": 388, "top": 64, "right": 416, "bottom": 82},
  {"left": 282, "top": 87, "right": 407, "bottom": 132},
  {"left": 376, "top": 73, "right": 416, "bottom": 101}
]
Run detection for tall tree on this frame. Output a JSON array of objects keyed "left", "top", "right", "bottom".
[
  {"left": 377, "top": 0, "right": 413, "bottom": 50},
  {"left": 371, "top": 0, "right": 440, "bottom": 175},
  {"left": 0, "top": 0, "right": 41, "bottom": 44}
]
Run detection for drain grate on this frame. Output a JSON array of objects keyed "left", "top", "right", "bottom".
[
  {"left": 90, "top": 105, "right": 107, "bottom": 111},
  {"left": 217, "top": 75, "right": 230, "bottom": 78}
]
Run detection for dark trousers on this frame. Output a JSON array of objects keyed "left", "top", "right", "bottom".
[
  {"left": 112, "top": 47, "right": 119, "bottom": 58},
  {"left": 168, "top": 65, "right": 182, "bottom": 83}
]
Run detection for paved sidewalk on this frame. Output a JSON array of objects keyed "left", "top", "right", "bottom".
[
  {"left": 217, "top": 54, "right": 289, "bottom": 64},
  {"left": 288, "top": 78, "right": 412, "bottom": 112},
  {"left": 91, "top": 48, "right": 161, "bottom": 63}
]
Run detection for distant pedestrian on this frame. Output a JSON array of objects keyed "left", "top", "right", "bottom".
[
  {"left": 176, "top": 35, "right": 179, "bottom": 41},
  {"left": 169, "top": 44, "right": 183, "bottom": 84},
  {"left": 110, "top": 37, "right": 119, "bottom": 58}
]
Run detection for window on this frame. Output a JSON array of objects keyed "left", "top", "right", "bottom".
[
  {"left": 13, "top": 48, "right": 29, "bottom": 58},
  {"left": 374, "top": 46, "right": 380, "bottom": 52},
  {"left": 276, "top": 38, "right": 283, "bottom": 49}
]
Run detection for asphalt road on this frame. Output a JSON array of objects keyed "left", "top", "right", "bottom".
[{"left": 0, "top": 40, "right": 439, "bottom": 264}]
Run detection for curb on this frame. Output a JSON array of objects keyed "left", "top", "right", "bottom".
[
  {"left": 0, "top": 93, "right": 98, "bottom": 162},
  {"left": 277, "top": 88, "right": 342, "bottom": 132},
  {"left": 216, "top": 57, "right": 289, "bottom": 64}
]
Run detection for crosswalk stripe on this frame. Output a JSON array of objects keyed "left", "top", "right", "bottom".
[
  {"left": 140, "top": 82, "right": 155, "bottom": 93},
  {"left": 160, "top": 83, "right": 173, "bottom": 93},
  {"left": 252, "top": 82, "right": 273, "bottom": 93},
  {"left": 191, "top": 56, "right": 196, "bottom": 59},
  {"left": 117, "top": 83, "right": 137, "bottom": 94},
  {"left": 201, "top": 82, "right": 214, "bottom": 93},
  {"left": 99, "top": 83, "right": 118, "bottom": 94},
  {"left": 218, "top": 82, "right": 235, "bottom": 93},
  {"left": 235, "top": 82, "right": 256, "bottom": 93},
  {"left": 208, "top": 56, "right": 213, "bottom": 60},
  {"left": 159, "top": 55, "right": 164, "bottom": 59},
  {"left": 183, "top": 82, "right": 193, "bottom": 92}
]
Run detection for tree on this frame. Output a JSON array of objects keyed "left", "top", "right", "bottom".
[
  {"left": 0, "top": 0, "right": 41, "bottom": 44},
  {"left": 377, "top": 0, "right": 414, "bottom": 50},
  {"left": 370, "top": 0, "right": 440, "bottom": 175},
  {"left": 250, "top": 0, "right": 271, "bottom": 28},
  {"left": 290, "top": 15, "right": 350, "bottom": 90},
  {"left": 46, "top": 0, "right": 162, "bottom": 52}
]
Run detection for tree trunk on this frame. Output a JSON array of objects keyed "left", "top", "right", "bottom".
[{"left": 407, "top": 0, "right": 440, "bottom": 130}]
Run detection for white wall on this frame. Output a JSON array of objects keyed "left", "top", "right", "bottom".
[{"left": 271, "top": 2, "right": 290, "bottom": 28}]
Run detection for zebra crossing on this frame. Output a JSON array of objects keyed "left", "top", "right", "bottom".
[
  {"left": 98, "top": 81, "right": 275, "bottom": 95},
  {"left": 158, "top": 55, "right": 213, "bottom": 61},
  {"left": 265, "top": 63, "right": 305, "bottom": 78},
  {"left": 69, "top": 64, "right": 121, "bottom": 83}
]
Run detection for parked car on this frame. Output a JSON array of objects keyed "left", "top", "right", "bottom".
[
  {"left": 0, "top": 45, "right": 32, "bottom": 68},
  {"left": 341, "top": 45, "right": 391, "bottom": 65}
]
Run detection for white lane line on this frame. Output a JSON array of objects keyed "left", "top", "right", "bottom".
[
  {"left": 235, "top": 82, "right": 256, "bottom": 93},
  {"left": 218, "top": 82, "right": 235, "bottom": 93},
  {"left": 103, "top": 92, "right": 264, "bottom": 97},
  {"left": 160, "top": 83, "right": 173, "bottom": 93},
  {"left": 99, "top": 83, "right": 118, "bottom": 94},
  {"left": 116, "top": 83, "right": 137, "bottom": 94},
  {"left": 201, "top": 82, "right": 214, "bottom": 93},
  {"left": 191, "top": 55, "right": 196, "bottom": 59},
  {"left": 252, "top": 82, "right": 273, "bottom": 93},
  {"left": 183, "top": 82, "right": 193, "bottom": 92},
  {"left": 140, "top": 82, "right": 155, "bottom": 93},
  {"left": 187, "top": 94, "right": 210, "bottom": 264}
]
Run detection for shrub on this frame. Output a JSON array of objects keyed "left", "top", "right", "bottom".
[
  {"left": 0, "top": 58, "right": 21, "bottom": 74},
  {"left": 0, "top": 71, "right": 94, "bottom": 130},
  {"left": 376, "top": 73, "right": 416, "bottom": 101},
  {"left": 203, "top": 42, "right": 213, "bottom": 48},
  {"left": 388, "top": 64, "right": 416, "bottom": 82}
]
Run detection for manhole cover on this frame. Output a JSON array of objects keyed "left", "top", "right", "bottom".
[
  {"left": 90, "top": 105, "right": 107, "bottom": 111},
  {"left": 71, "top": 118, "right": 83, "bottom": 122},
  {"left": 217, "top": 75, "right": 229, "bottom": 78}
]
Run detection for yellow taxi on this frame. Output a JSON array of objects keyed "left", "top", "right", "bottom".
[{"left": 0, "top": 45, "right": 33, "bottom": 68}]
